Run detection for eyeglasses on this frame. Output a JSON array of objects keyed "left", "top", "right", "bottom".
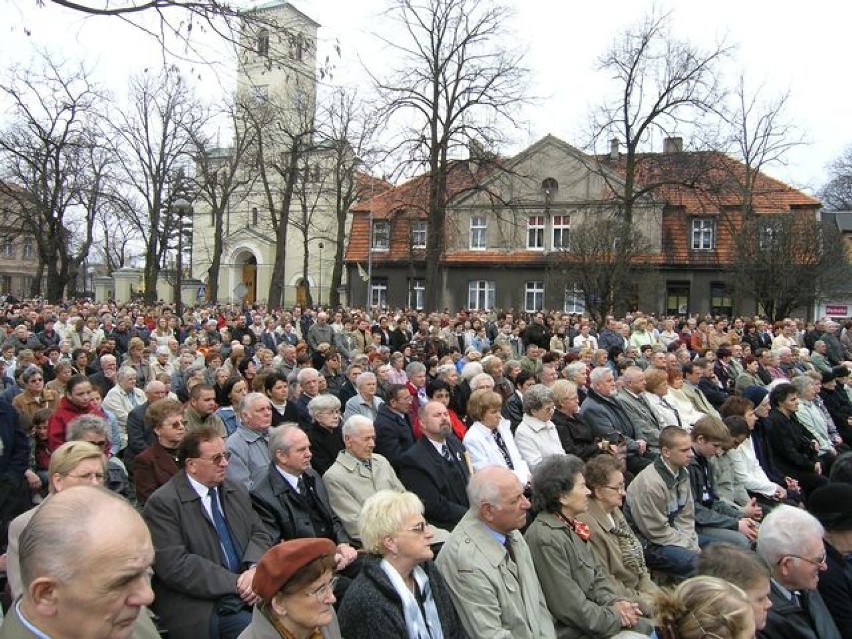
[
  {"left": 66, "top": 472, "right": 106, "bottom": 481},
  {"left": 192, "top": 451, "right": 231, "bottom": 465},
  {"left": 306, "top": 576, "right": 339, "bottom": 602},
  {"left": 405, "top": 520, "right": 429, "bottom": 534},
  {"left": 88, "top": 440, "right": 107, "bottom": 447},
  {"left": 601, "top": 483, "right": 626, "bottom": 493},
  {"left": 782, "top": 553, "right": 827, "bottom": 567}
]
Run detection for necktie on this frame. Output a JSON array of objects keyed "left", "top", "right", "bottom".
[
  {"left": 361, "top": 458, "right": 372, "bottom": 472},
  {"left": 661, "top": 398, "right": 682, "bottom": 428},
  {"left": 442, "top": 444, "right": 454, "bottom": 463},
  {"left": 503, "top": 534, "right": 516, "bottom": 563},
  {"left": 297, "top": 475, "right": 307, "bottom": 496},
  {"left": 493, "top": 430, "right": 514, "bottom": 470},
  {"left": 208, "top": 487, "right": 240, "bottom": 572}
]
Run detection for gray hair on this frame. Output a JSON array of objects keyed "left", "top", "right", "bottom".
[
  {"left": 268, "top": 423, "right": 301, "bottom": 457},
  {"left": 620, "top": 366, "right": 644, "bottom": 384},
  {"left": 185, "top": 363, "right": 206, "bottom": 380},
  {"left": 355, "top": 371, "right": 376, "bottom": 389},
  {"left": 790, "top": 375, "right": 814, "bottom": 396},
  {"left": 522, "top": 383, "right": 554, "bottom": 414},
  {"left": 297, "top": 367, "right": 319, "bottom": 383},
  {"left": 99, "top": 353, "right": 117, "bottom": 365},
  {"left": 466, "top": 466, "right": 506, "bottom": 510},
  {"left": 19, "top": 486, "right": 136, "bottom": 588},
  {"left": 756, "top": 504, "right": 825, "bottom": 567},
  {"left": 66, "top": 414, "right": 108, "bottom": 441},
  {"left": 503, "top": 359, "right": 522, "bottom": 376},
  {"left": 20, "top": 365, "right": 44, "bottom": 384},
  {"left": 342, "top": 414, "right": 373, "bottom": 438},
  {"left": 589, "top": 366, "right": 613, "bottom": 386},
  {"left": 460, "top": 361, "right": 483, "bottom": 382},
  {"left": 307, "top": 393, "right": 341, "bottom": 418},
  {"left": 116, "top": 366, "right": 138, "bottom": 383},
  {"left": 563, "top": 361, "right": 587, "bottom": 379},
  {"left": 436, "top": 364, "right": 456, "bottom": 379},
  {"left": 238, "top": 392, "right": 269, "bottom": 417},
  {"left": 469, "top": 372, "right": 495, "bottom": 391},
  {"left": 405, "top": 361, "right": 426, "bottom": 377}
]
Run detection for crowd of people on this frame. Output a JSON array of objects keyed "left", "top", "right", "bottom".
[{"left": 2, "top": 300, "right": 852, "bottom": 639}]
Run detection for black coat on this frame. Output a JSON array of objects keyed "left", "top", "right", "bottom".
[
  {"left": 250, "top": 463, "right": 350, "bottom": 545},
  {"left": 397, "top": 435, "right": 469, "bottom": 531},
  {"left": 125, "top": 401, "right": 154, "bottom": 470},
  {"left": 818, "top": 541, "right": 852, "bottom": 639},
  {"left": 551, "top": 409, "right": 600, "bottom": 460},
  {"left": 759, "top": 581, "right": 841, "bottom": 639},
  {"left": 698, "top": 377, "right": 729, "bottom": 410},
  {"left": 501, "top": 392, "right": 524, "bottom": 433},
  {"left": 766, "top": 408, "right": 819, "bottom": 475},
  {"left": 338, "top": 555, "right": 469, "bottom": 639},
  {"left": 820, "top": 387, "right": 852, "bottom": 442},
  {"left": 373, "top": 404, "right": 416, "bottom": 470}
]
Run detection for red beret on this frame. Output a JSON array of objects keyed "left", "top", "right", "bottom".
[{"left": 252, "top": 538, "right": 336, "bottom": 604}]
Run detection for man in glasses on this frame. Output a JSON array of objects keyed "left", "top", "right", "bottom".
[
  {"left": 143, "top": 426, "right": 271, "bottom": 639},
  {"left": 756, "top": 504, "right": 840, "bottom": 639}
]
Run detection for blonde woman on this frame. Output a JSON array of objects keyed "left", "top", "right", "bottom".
[{"left": 651, "top": 576, "right": 755, "bottom": 639}]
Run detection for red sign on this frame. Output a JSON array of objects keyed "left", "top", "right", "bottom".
[{"left": 825, "top": 305, "right": 848, "bottom": 316}]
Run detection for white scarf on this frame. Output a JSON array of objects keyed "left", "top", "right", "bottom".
[{"left": 380, "top": 559, "right": 444, "bottom": 639}]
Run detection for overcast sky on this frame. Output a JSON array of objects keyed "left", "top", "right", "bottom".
[{"left": 2, "top": 0, "right": 850, "bottom": 195}]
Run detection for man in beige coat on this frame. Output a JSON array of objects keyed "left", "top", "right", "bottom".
[{"left": 436, "top": 466, "right": 556, "bottom": 639}]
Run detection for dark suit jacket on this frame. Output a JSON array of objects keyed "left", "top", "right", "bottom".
[
  {"left": 142, "top": 472, "right": 271, "bottom": 639},
  {"left": 818, "top": 541, "right": 852, "bottom": 639},
  {"left": 87, "top": 370, "right": 115, "bottom": 397},
  {"left": 250, "top": 463, "right": 350, "bottom": 545},
  {"left": 697, "top": 378, "right": 729, "bottom": 410},
  {"left": 270, "top": 401, "right": 299, "bottom": 427},
  {"left": 133, "top": 442, "right": 179, "bottom": 504},
  {"left": 373, "top": 404, "right": 416, "bottom": 469},
  {"left": 397, "top": 434, "right": 469, "bottom": 531},
  {"left": 759, "top": 581, "right": 841, "bottom": 639},
  {"left": 125, "top": 401, "right": 153, "bottom": 469}
]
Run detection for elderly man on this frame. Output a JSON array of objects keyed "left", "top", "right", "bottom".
[
  {"left": 398, "top": 401, "right": 470, "bottom": 531},
  {"left": 249, "top": 424, "right": 357, "bottom": 569},
  {"left": 87, "top": 353, "right": 117, "bottom": 397},
  {"left": 579, "top": 366, "right": 651, "bottom": 474},
  {"left": 125, "top": 380, "right": 168, "bottom": 471},
  {"left": 306, "top": 311, "right": 334, "bottom": 353},
  {"left": 756, "top": 504, "right": 841, "bottom": 639},
  {"left": 294, "top": 367, "right": 320, "bottom": 425},
  {"left": 225, "top": 392, "right": 273, "bottom": 491},
  {"left": 143, "top": 426, "right": 271, "bottom": 639},
  {"left": 625, "top": 425, "right": 700, "bottom": 580},
  {"left": 342, "top": 371, "right": 384, "bottom": 423},
  {"left": 323, "top": 415, "right": 406, "bottom": 542},
  {"left": 616, "top": 365, "right": 664, "bottom": 455},
  {"left": 437, "top": 466, "right": 556, "bottom": 639},
  {"left": 184, "top": 383, "right": 226, "bottom": 436},
  {"left": 1, "top": 486, "right": 158, "bottom": 639}
]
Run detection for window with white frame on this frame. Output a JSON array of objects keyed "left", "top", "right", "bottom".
[
  {"left": 2, "top": 239, "right": 14, "bottom": 259},
  {"left": 410, "top": 221, "right": 427, "bottom": 248},
  {"left": 468, "top": 280, "right": 495, "bottom": 310},
  {"left": 470, "top": 216, "right": 487, "bottom": 249},
  {"left": 408, "top": 279, "right": 425, "bottom": 309},
  {"left": 527, "top": 215, "right": 545, "bottom": 250},
  {"left": 370, "top": 278, "right": 388, "bottom": 308},
  {"left": 564, "top": 285, "right": 586, "bottom": 314},
  {"left": 22, "top": 241, "right": 34, "bottom": 260},
  {"left": 691, "top": 218, "right": 716, "bottom": 250},
  {"left": 552, "top": 215, "right": 570, "bottom": 250},
  {"left": 524, "top": 281, "right": 544, "bottom": 312},
  {"left": 372, "top": 221, "right": 390, "bottom": 250}
]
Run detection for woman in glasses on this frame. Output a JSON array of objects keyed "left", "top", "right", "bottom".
[
  {"left": 578, "top": 454, "right": 658, "bottom": 617},
  {"left": 338, "top": 490, "right": 467, "bottom": 639},
  {"left": 133, "top": 398, "right": 186, "bottom": 504},
  {"left": 242, "top": 538, "right": 342, "bottom": 639},
  {"left": 11, "top": 365, "right": 58, "bottom": 428}
]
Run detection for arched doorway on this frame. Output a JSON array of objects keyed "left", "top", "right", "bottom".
[{"left": 295, "top": 278, "right": 308, "bottom": 307}]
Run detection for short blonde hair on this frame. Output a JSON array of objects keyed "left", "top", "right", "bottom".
[
  {"left": 358, "top": 490, "right": 424, "bottom": 555},
  {"left": 48, "top": 441, "right": 107, "bottom": 493},
  {"left": 550, "top": 379, "right": 577, "bottom": 404},
  {"left": 653, "top": 575, "right": 752, "bottom": 639}
]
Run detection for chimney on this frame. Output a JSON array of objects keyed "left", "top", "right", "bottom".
[
  {"left": 468, "top": 138, "right": 490, "bottom": 173},
  {"left": 609, "top": 138, "right": 619, "bottom": 160},
  {"left": 663, "top": 137, "right": 683, "bottom": 154}
]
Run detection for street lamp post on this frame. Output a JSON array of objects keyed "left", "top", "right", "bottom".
[
  {"left": 172, "top": 197, "right": 192, "bottom": 317},
  {"left": 318, "top": 241, "right": 324, "bottom": 306}
]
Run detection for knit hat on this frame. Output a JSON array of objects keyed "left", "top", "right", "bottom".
[
  {"left": 741, "top": 385, "right": 769, "bottom": 407},
  {"left": 252, "top": 538, "right": 336, "bottom": 604}
]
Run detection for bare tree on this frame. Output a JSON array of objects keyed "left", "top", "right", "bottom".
[
  {"left": 373, "top": 0, "right": 528, "bottom": 310},
  {"left": 0, "top": 52, "right": 108, "bottom": 302},
  {"left": 822, "top": 147, "right": 852, "bottom": 211},
  {"left": 110, "top": 68, "right": 205, "bottom": 303},
  {"left": 94, "top": 201, "right": 141, "bottom": 274},
  {"left": 191, "top": 100, "right": 258, "bottom": 301}
]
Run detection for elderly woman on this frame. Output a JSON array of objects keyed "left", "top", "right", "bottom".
[
  {"left": 241, "top": 538, "right": 342, "bottom": 639},
  {"left": 651, "top": 576, "right": 754, "bottom": 639},
  {"left": 102, "top": 366, "right": 146, "bottom": 444},
  {"left": 343, "top": 371, "right": 384, "bottom": 424},
  {"left": 551, "top": 379, "right": 609, "bottom": 460},
  {"left": 133, "top": 398, "right": 186, "bottom": 504},
  {"left": 6, "top": 440, "right": 107, "bottom": 599},
  {"left": 122, "top": 336, "right": 153, "bottom": 385},
  {"left": 387, "top": 352, "right": 409, "bottom": 385},
  {"left": 579, "top": 455, "right": 658, "bottom": 615},
  {"left": 12, "top": 365, "right": 58, "bottom": 427},
  {"left": 67, "top": 414, "right": 131, "bottom": 498},
  {"left": 514, "top": 384, "right": 563, "bottom": 470},
  {"left": 216, "top": 377, "right": 248, "bottom": 436},
  {"left": 306, "top": 394, "right": 345, "bottom": 475},
  {"left": 643, "top": 369, "right": 683, "bottom": 429},
  {"left": 735, "top": 355, "right": 764, "bottom": 392},
  {"left": 338, "top": 490, "right": 467, "bottom": 639},
  {"left": 664, "top": 372, "right": 706, "bottom": 430},
  {"left": 464, "top": 389, "right": 531, "bottom": 487},
  {"left": 525, "top": 454, "right": 652, "bottom": 638}
]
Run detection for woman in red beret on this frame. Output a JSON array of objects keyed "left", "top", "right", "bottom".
[{"left": 240, "top": 538, "right": 342, "bottom": 639}]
